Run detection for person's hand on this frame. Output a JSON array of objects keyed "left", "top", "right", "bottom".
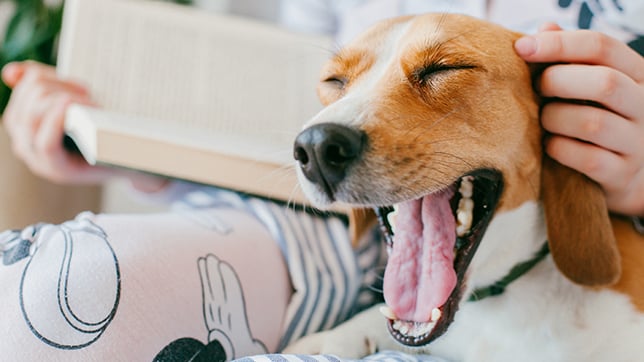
[
  {"left": 2, "top": 61, "right": 171, "bottom": 192},
  {"left": 515, "top": 24, "right": 644, "bottom": 217},
  {"left": 1, "top": 61, "right": 114, "bottom": 184}
]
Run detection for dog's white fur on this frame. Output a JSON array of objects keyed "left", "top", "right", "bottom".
[{"left": 288, "top": 13, "right": 644, "bottom": 362}]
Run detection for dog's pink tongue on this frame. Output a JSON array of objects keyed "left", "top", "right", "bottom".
[{"left": 383, "top": 190, "right": 457, "bottom": 322}]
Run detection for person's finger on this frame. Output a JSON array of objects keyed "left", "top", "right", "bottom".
[
  {"left": 4, "top": 75, "right": 88, "bottom": 135},
  {"left": 544, "top": 134, "right": 637, "bottom": 193},
  {"left": 537, "top": 22, "right": 562, "bottom": 32},
  {"left": 6, "top": 89, "right": 46, "bottom": 159},
  {"left": 5, "top": 77, "right": 91, "bottom": 151},
  {"left": 6, "top": 84, "right": 58, "bottom": 156},
  {"left": 0, "top": 60, "right": 53, "bottom": 87},
  {"left": 541, "top": 102, "right": 642, "bottom": 156},
  {"left": 1, "top": 62, "right": 27, "bottom": 88},
  {"left": 515, "top": 30, "right": 644, "bottom": 82},
  {"left": 9, "top": 61, "right": 57, "bottom": 86},
  {"left": 539, "top": 64, "right": 644, "bottom": 120},
  {"left": 33, "top": 95, "right": 73, "bottom": 157},
  {"left": 18, "top": 68, "right": 89, "bottom": 98}
]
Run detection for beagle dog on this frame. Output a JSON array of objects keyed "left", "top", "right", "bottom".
[{"left": 289, "top": 13, "right": 644, "bottom": 361}]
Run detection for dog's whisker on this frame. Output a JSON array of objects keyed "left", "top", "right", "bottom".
[
  {"left": 250, "top": 159, "right": 309, "bottom": 213},
  {"left": 369, "top": 266, "right": 387, "bottom": 280},
  {"left": 411, "top": 137, "right": 475, "bottom": 149},
  {"left": 285, "top": 184, "right": 301, "bottom": 213},
  {"left": 416, "top": 109, "right": 461, "bottom": 137},
  {"left": 525, "top": 170, "right": 540, "bottom": 201},
  {"left": 367, "top": 284, "right": 384, "bottom": 295},
  {"left": 433, "top": 10, "right": 450, "bottom": 39},
  {"left": 388, "top": 108, "right": 463, "bottom": 145},
  {"left": 308, "top": 41, "right": 343, "bottom": 57},
  {"left": 430, "top": 151, "right": 474, "bottom": 165}
]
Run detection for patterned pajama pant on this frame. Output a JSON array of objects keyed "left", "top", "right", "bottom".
[{"left": 0, "top": 187, "right": 391, "bottom": 361}]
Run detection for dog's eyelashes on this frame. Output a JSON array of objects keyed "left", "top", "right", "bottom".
[
  {"left": 414, "top": 63, "right": 476, "bottom": 85},
  {"left": 318, "top": 76, "right": 349, "bottom": 104},
  {"left": 323, "top": 76, "right": 347, "bottom": 89},
  {"left": 415, "top": 64, "right": 450, "bottom": 81}
]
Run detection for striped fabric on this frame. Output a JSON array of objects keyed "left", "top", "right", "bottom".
[
  {"left": 175, "top": 187, "right": 386, "bottom": 350},
  {"left": 235, "top": 351, "right": 449, "bottom": 362}
]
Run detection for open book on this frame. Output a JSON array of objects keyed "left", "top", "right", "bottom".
[{"left": 58, "top": 0, "right": 333, "bottom": 207}]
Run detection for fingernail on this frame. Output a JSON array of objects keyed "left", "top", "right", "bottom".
[{"left": 515, "top": 36, "right": 537, "bottom": 56}]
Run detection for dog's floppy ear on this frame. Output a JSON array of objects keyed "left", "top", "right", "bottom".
[
  {"left": 348, "top": 208, "right": 378, "bottom": 248},
  {"left": 541, "top": 156, "right": 621, "bottom": 286}
]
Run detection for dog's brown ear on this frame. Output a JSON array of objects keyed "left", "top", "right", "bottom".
[
  {"left": 541, "top": 156, "right": 621, "bottom": 286},
  {"left": 348, "top": 208, "right": 378, "bottom": 247}
]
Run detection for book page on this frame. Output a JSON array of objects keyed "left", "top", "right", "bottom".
[{"left": 57, "top": 0, "right": 333, "bottom": 165}]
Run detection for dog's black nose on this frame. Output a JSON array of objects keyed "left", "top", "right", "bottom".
[{"left": 293, "top": 123, "right": 365, "bottom": 188}]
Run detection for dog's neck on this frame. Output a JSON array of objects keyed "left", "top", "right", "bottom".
[
  {"left": 468, "top": 241, "right": 549, "bottom": 301},
  {"left": 466, "top": 201, "right": 548, "bottom": 295}
]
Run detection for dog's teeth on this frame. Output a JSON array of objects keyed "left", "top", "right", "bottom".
[
  {"left": 456, "top": 176, "right": 475, "bottom": 237},
  {"left": 392, "top": 320, "right": 407, "bottom": 334},
  {"left": 414, "top": 322, "right": 433, "bottom": 336},
  {"left": 392, "top": 320, "right": 436, "bottom": 338},
  {"left": 397, "top": 322, "right": 410, "bottom": 335},
  {"left": 380, "top": 306, "right": 397, "bottom": 320},
  {"left": 456, "top": 199, "right": 474, "bottom": 236},
  {"left": 431, "top": 307, "right": 442, "bottom": 322},
  {"left": 459, "top": 176, "right": 474, "bottom": 198},
  {"left": 387, "top": 207, "right": 398, "bottom": 234}
]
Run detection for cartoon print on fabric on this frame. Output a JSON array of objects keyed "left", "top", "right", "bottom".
[
  {"left": 0, "top": 212, "right": 120, "bottom": 349},
  {"left": 154, "top": 254, "right": 268, "bottom": 362},
  {"left": 558, "top": 0, "right": 644, "bottom": 54}
]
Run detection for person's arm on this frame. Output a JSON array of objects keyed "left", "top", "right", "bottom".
[{"left": 515, "top": 24, "right": 644, "bottom": 218}]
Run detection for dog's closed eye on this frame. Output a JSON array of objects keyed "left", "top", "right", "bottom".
[
  {"left": 412, "top": 63, "right": 477, "bottom": 87},
  {"left": 318, "top": 75, "right": 349, "bottom": 104},
  {"left": 322, "top": 76, "right": 347, "bottom": 89}
]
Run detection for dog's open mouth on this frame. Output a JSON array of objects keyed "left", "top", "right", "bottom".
[{"left": 374, "top": 169, "right": 503, "bottom": 347}]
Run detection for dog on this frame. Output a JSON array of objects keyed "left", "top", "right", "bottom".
[{"left": 287, "top": 13, "right": 644, "bottom": 362}]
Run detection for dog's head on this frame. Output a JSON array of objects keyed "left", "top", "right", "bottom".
[{"left": 294, "top": 13, "right": 620, "bottom": 347}]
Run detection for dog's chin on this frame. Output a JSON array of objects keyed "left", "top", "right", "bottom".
[{"left": 373, "top": 169, "right": 503, "bottom": 347}]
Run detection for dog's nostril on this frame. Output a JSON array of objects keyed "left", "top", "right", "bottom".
[
  {"left": 324, "top": 144, "right": 352, "bottom": 165},
  {"left": 293, "top": 146, "right": 309, "bottom": 165}
]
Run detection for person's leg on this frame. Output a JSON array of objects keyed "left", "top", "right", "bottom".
[{"left": 0, "top": 208, "right": 291, "bottom": 361}]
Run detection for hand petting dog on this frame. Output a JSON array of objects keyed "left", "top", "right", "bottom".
[{"left": 515, "top": 24, "right": 644, "bottom": 218}]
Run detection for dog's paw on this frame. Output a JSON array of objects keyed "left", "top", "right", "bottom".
[{"left": 283, "top": 304, "right": 398, "bottom": 359}]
